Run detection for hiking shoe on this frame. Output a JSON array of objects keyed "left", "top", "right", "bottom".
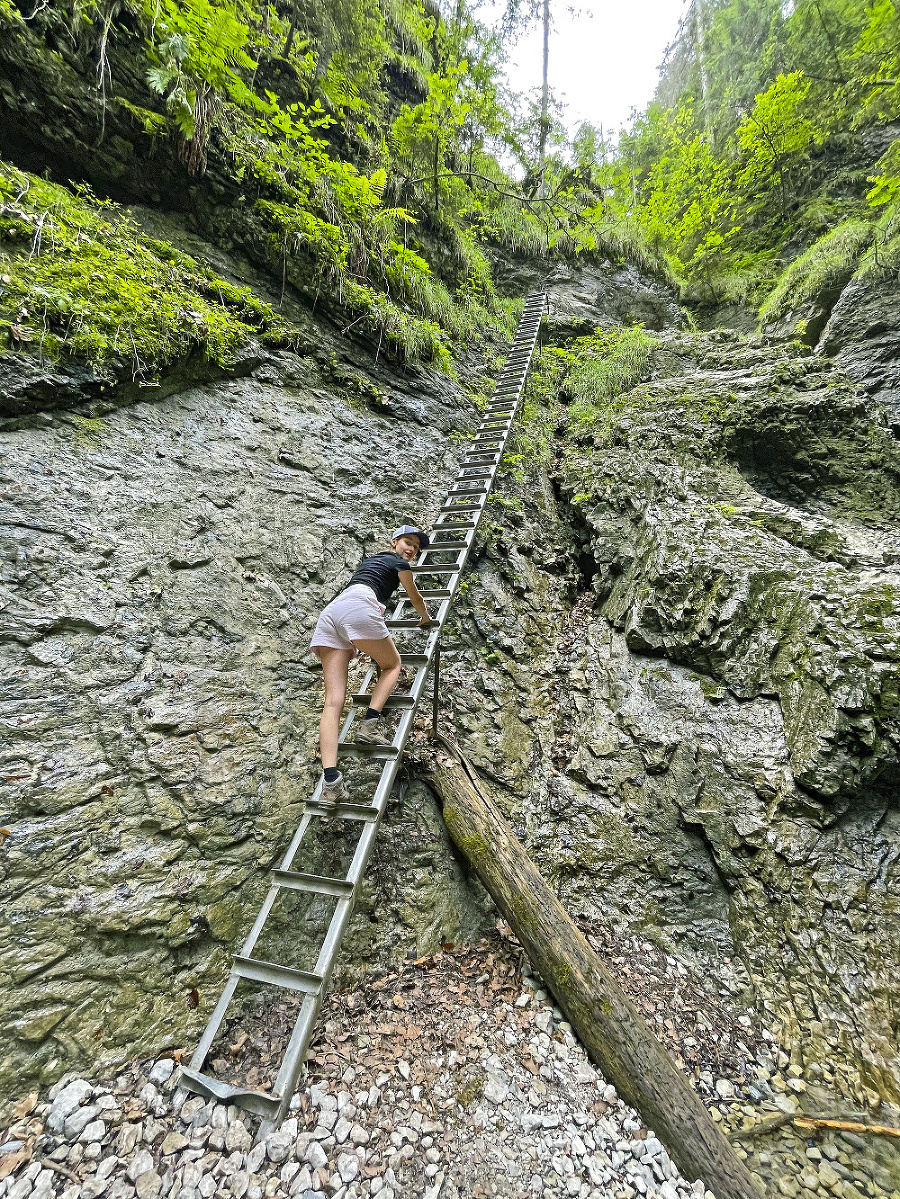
[
  {"left": 322, "top": 773, "right": 349, "bottom": 806},
  {"left": 354, "top": 720, "right": 393, "bottom": 746}
]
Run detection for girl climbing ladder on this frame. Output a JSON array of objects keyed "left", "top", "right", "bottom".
[{"left": 310, "top": 525, "right": 433, "bottom": 804}]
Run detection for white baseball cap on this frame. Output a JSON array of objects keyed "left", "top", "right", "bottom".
[{"left": 391, "top": 525, "right": 430, "bottom": 549}]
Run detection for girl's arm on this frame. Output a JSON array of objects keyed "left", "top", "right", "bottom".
[{"left": 398, "top": 570, "right": 433, "bottom": 627}]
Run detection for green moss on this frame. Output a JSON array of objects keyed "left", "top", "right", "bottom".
[
  {"left": 72, "top": 415, "right": 106, "bottom": 447},
  {"left": 758, "top": 219, "right": 874, "bottom": 326},
  {"left": 0, "top": 161, "right": 303, "bottom": 379}
]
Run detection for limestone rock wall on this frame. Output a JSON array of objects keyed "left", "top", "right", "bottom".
[
  {"left": 4, "top": 211, "right": 900, "bottom": 1163},
  {"left": 442, "top": 329, "right": 900, "bottom": 1116},
  {"left": 0, "top": 235, "right": 499, "bottom": 1102}
]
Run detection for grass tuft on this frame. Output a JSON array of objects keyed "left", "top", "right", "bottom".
[{"left": 758, "top": 219, "right": 874, "bottom": 326}]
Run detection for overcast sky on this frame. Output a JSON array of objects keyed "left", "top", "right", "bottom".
[{"left": 495, "top": 0, "right": 689, "bottom": 138}]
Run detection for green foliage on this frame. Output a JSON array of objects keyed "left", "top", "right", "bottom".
[
  {"left": 735, "top": 73, "right": 823, "bottom": 216},
  {"left": 858, "top": 203, "right": 900, "bottom": 276},
  {"left": 511, "top": 326, "right": 657, "bottom": 461},
  {"left": 564, "top": 326, "right": 656, "bottom": 431},
  {"left": 0, "top": 163, "right": 300, "bottom": 376},
  {"left": 615, "top": 0, "right": 900, "bottom": 305},
  {"left": 514, "top": 344, "right": 567, "bottom": 468},
  {"left": 3, "top": 0, "right": 681, "bottom": 375},
  {"left": 144, "top": 0, "right": 262, "bottom": 172},
  {"left": 758, "top": 218, "right": 874, "bottom": 324},
  {"left": 868, "top": 139, "right": 900, "bottom": 207},
  {"left": 620, "top": 99, "right": 740, "bottom": 276}
]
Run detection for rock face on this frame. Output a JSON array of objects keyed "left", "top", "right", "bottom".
[
  {"left": 0, "top": 216, "right": 495, "bottom": 1101},
  {"left": 443, "top": 329, "right": 900, "bottom": 1114},
  {"left": 819, "top": 267, "right": 900, "bottom": 420},
  {"left": 3, "top": 191, "right": 900, "bottom": 1179},
  {"left": 491, "top": 255, "right": 684, "bottom": 335}
]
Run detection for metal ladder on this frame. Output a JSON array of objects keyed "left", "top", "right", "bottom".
[{"left": 178, "top": 290, "right": 546, "bottom": 1131}]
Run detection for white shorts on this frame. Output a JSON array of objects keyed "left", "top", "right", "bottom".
[{"left": 311, "top": 584, "right": 390, "bottom": 652}]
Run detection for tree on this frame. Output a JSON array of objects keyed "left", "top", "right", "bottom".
[
  {"left": 736, "top": 71, "right": 823, "bottom": 215},
  {"left": 391, "top": 63, "right": 471, "bottom": 216}
]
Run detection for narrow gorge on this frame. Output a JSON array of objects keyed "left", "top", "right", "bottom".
[{"left": 2, "top": 0, "right": 900, "bottom": 1196}]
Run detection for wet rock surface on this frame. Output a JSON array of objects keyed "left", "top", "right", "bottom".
[
  {"left": 819, "top": 269, "right": 900, "bottom": 420},
  {"left": 0, "top": 202, "right": 502, "bottom": 1099},
  {"left": 3, "top": 200, "right": 900, "bottom": 1194},
  {"left": 438, "top": 329, "right": 900, "bottom": 1179},
  {"left": 491, "top": 256, "right": 683, "bottom": 335}
]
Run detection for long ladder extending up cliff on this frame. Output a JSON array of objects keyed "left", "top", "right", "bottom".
[{"left": 178, "top": 290, "right": 546, "bottom": 1131}]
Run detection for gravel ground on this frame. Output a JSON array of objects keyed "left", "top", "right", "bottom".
[{"left": 2, "top": 928, "right": 898, "bottom": 1199}]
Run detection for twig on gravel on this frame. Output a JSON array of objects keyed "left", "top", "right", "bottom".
[
  {"left": 40, "top": 1159, "right": 81, "bottom": 1184},
  {"left": 729, "top": 1112, "right": 900, "bottom": 1143}
]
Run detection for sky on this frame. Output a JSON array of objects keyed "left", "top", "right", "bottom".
[{"left": 496, "top": 0, "right": 689, "bottom": 139}]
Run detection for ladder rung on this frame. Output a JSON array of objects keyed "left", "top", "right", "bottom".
[
  {"left": 232, "top": 956, "right": 324, "bottom": 995},
  {"left": 449, "top": 485, "right": 489, "bottom": 495},
  {"left": 414, "top": 588, "right": 453, "bottom": 597},
  {"left": 384, "top": 616, "right": 430, "bottom": 626},
  {"left": 178, "top": 1068, "right": 281, "bottom": 1118},
  {"left": 304, "top": 797, "right": 381, "bottom": 818},
  {"left": 400, "top": 653, "right": 429, "bottom": 665},
  {"left": 351, "top": 692, "right": 416, "bottom": 708},
  {"left": 271, "top": 869, "right": 355, "bottom": 899},
  {"left": 408, "top": 564, "right": 459, "bottom": 572},
  {"left": 424, "top": 540, "right": 469, "bottom": 550},
  {"left": 432, "top": 520, "right": 478, "bottom": 531}
]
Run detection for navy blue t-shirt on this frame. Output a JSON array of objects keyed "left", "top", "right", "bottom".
[{"left": 348, "top": 552, "right": 410, "bottom": 604}]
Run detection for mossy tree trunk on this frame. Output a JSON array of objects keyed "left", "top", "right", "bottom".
[{"left": 426, "top": 736, "right": 767, "bottom": 1199}]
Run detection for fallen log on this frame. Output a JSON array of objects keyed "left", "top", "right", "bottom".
[{"left": 427, "top": 735, "right": 766, "bottom": 1199}]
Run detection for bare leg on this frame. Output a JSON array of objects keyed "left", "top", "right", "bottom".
[
  {"left": 353, "top": 636, "right": 401, "bottom": 711},
  {"left": 315, "top": 646, "right": 354, "bottom": 769}
]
